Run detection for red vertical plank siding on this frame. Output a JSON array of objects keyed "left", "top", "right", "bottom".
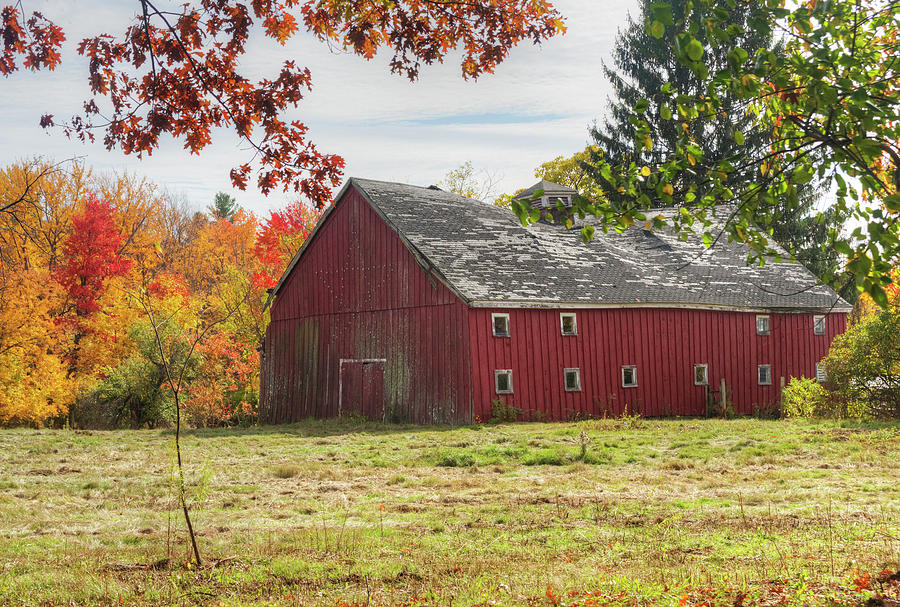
[
  {"left": 465, "top": 307, "right": 847, "bottom": 421},
  {"left": 260, "top": 188, "right": 472, "bottom": 424}
]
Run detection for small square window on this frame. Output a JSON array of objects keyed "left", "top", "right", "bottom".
[
  {"left": 756, "top": 315, "right": 770, "bottom": 336},
  {"left": 813, "top": 315, "right": 825, "bottom": 335},
  {"left": 495, "top": 369, "right": 513, "bottom": 394},
  {"left": 560, "top": 313, "right": 577, "bottom": 336},
  {"left": 815, "top": 362, "right": 828, "bottom": 383},
  {"left": 694, "top": 364, "right": 708, "bottom": 386},
  {"left": 621, "top": 365, "right": 637, "bottom": 388},
  {"left": 492, "top": 313, "right": 510, "bottom": 337},
  {"left": 564, "top": 368, "right": 581, "bottom": 391},
  {"left": 758, "top": 364, "right": 772, "bottom": 386}
]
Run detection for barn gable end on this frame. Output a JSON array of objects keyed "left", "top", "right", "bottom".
[{"left": 261, "top": 183, "right": 473, "bottom": 424}]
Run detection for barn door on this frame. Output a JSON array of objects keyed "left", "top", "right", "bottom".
[{"left": 339, "top": 359, "right": 386, "bottom": 420}]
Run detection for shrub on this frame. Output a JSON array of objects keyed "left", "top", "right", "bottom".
[
  {"left": 182, "top": 332, "right": 259, "bottom": 428},
  {"left": 782, "top": 377, "right": 831, "bottom": 418},
  {"left": 88, "top": 350, "right": 174, "bottom": 428},
  {"left": 490, "top": 397, "right": 522, "bottom": 423},
  {"left": 821, "top": 303, "right": 900, "bottom": 419}
]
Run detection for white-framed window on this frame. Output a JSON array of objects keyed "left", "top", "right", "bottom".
[
  {"left": 815, "top": 362, "right": 828, "bottom": 383},
  {"left": 621, "top": 365, "right": 638, "bottom": 388},
  {"left": 758, "top": 364, "right": 772, "bottom": 386},
  {"left": 494, "top": 369, "right": 513, "bottom": 394},
  {"left": 693, "top": 364, "right": 708, "bottom": 386},
  {"left": 564, "top": 368, "right": 581, "bottom": 391},
  {"left": 813, "top": 315, "right": 826, "bottom": 335},
  {"left": 756, "top": 315, "right": 770, "bottom": 336},
  {"left": 492, "top": 313, "right": 510, "bottom": 337},
  {"left": 560, "top": 313, "right": 577, "bottom": 336}
]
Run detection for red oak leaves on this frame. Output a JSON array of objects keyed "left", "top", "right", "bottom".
[
  {"left": 0, "top": 7, "right": 64, "bottom": 75},
  {"left": 2, "top": 1, "right": 564, "bottom": 206}
]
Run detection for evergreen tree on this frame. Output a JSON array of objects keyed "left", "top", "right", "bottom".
[
  {"left": 588, "top": 0, "right": 843, "bottom": 284},
  {"left": 588, "top": 0, "right": 772, "bottom": 197},
  {"left": 209, "top": 192, "right": 240, "bottom": 221}
]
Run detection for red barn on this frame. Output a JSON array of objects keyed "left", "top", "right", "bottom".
[{"left": 260, "top": 178, "right": 850, "bottom": 423}]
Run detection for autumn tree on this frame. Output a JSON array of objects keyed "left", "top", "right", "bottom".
[
  {"left": 0, "top": 269, "right": 71, "bottom": 425},
  {"left": 0, "top": 160, "right": 89, "bottom": 424},
  {"left": 55, "top": 195, "right": 133, "bottom": 318},
  {"left": 0, "top": 158, "right": 297, "bottom": 428},
  {"left": 439, "top": 161, "right": 501, "bottom": 202},
  {"left": 1, "top": 1, "right": 564, "bottom": 207},
  {"left": 253, "top": 202, "right": 320, "bottom": 289}
]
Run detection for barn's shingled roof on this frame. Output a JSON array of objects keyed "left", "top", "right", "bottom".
[
  {"left": 272, "top": 177, "right": 851, "bottom": 312},
  {"left": 350, "top": 178, "right": 850, "bottom": 312}
]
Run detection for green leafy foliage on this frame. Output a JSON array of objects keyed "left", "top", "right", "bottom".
[
  {"left": 822, "top": 304, "right": 900, "bottom": 419},
  {"left": 89, "top": 320, "right": 193, "bottom": 428},
  {"left": 782, "top": 377, "right": 832, "bottom": 418},
  {"left": 552, "top": 0, "right": 899, "bottom": 300},
  {"left": 209, "top": 192, "right": 240, "bottom": 221},
  {"left": 587, "top": 0, "right": 774, "bottom": 200}
]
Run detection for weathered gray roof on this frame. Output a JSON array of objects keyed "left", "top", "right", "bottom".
[
  {"left": 346, "top": 178, "right": 850, "bottom": 312},
  {"left": 515, "top": 179, "right": 577, "bottom": 200}
]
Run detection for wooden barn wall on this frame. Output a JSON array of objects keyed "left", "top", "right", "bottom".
[
  {"left": 260, "top": 188, "right": 472, "bottom": 424},
  {"left": 468, "top": 307, "right": 847, "bottom": 420}
]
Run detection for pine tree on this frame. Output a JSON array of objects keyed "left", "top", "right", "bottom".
[
  {"left": 589, "top": 0, "right": 772, "bottom": 194},
  {"left": 210, "top": 192, "right": 240, "bottom": 222}
]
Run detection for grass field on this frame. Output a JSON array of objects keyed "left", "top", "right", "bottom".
[{"left": 0, "top": 418, "right": 898, "bottom": 606}]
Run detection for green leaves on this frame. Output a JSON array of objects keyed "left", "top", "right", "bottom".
[
  {"left": 868, "top": 284, "right": 889, "bottom": 309},
  {"left": 588, "top": 0, "right": 900, "bottom": 303},
  {"left": 685, "top": 38, "right": 704, "bottom": 61},
  {"left": 726, "top": 46, "right": 748, "bottom": 70},
  {"left": 650, "top": 3, "right": 674, "bottom": 25},
  {"left": 647, "top": 2, "right": 674, "bottom": 37}
]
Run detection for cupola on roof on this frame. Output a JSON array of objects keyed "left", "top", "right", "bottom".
[{"left": 514, "top": 180, "right": 577, "bottom": 200}]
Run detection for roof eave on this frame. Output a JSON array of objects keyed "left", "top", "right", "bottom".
[{"left": 467, "top": 299, "right": 853, "bottom": 314}]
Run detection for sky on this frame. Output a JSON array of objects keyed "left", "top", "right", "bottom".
[{"left": 0, "top": 0, "right": 640, "bottom": 215}]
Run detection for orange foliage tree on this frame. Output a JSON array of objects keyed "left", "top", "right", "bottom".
[{"left": 0, "top": 159, "right": 318, "bottom": 427}]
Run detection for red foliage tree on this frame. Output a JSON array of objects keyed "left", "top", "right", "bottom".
[
  {"left": 253, "top": 202, "right": 320, "bottom": 288},
  {"left": 55, "top": 195, "right": 133, "bottom": 317},
  {"left": 1, "top": 2, "right": 564, "bottom": 205}
]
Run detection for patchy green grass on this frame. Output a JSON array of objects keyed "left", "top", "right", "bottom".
[{"left": 0, "top": 418, "right": 898, "bottom": 606}]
